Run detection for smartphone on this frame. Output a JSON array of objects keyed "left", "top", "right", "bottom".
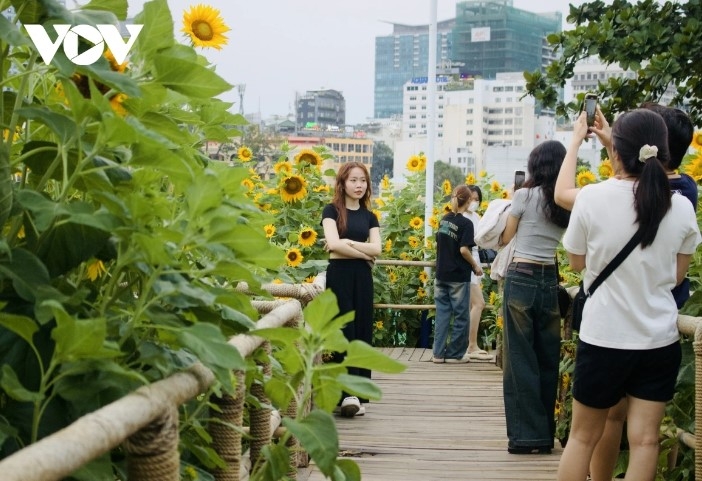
[
  {"left": 583, "top": 93, "right": 598, "bottom": 127},
  {"left": 514, "top": 170, "right": 526, "bottom": 189}
]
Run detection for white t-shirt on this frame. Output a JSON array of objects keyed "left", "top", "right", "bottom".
[
  {"left": 463, "top": 210, "right": 483, "bottom": 284},
  {"left": 563, "top": 178, "right": 701, "bottom": 350}
]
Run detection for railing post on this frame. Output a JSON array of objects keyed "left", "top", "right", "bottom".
[
  {"left": 249, "top": 342, "right": 273, "bottom": 469},
  {"left": 124, "top": 406, "right": 180, "bottom": 481},
  {"left": 694, "top": 323, "right": 702, "bottom": 480},
  {"left": 210, "top": 372, "right": 246, "bottom": 481}
]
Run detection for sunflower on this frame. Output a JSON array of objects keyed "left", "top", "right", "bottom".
[
  {"left": 490, "top": 180, "right": 501, "bottom": 193},
  {"left": 496, "top": 315, "right": 504, "bottom": 330},
  {"left": 418, "top": 154, "right": 427, "bottom": 170},
  {"left": 374, "top": 197, "right": 385, "bottom": 208},
  {"left": 692, "top": 130, "right": 702, "bottom": 151},
  {"left": 373, "top": 209, "right": 382, "bottom": 221},
  {"left": 598, "top": 159, "right": 613, "bottom": 179},
  {"left": 374, "top": 320, "right": 384, "bottom": 330},
  {"left": 86, "top": 259, "right": 107, "bottom": 281},
  {"left": 417, "top": 287, "right": 426, "bottom": 298},
  {"left": 272, "top": 278, "right": 283, "bottom": 284},
  {"left": 429, "top": 215, "right": 439, "bottom": 229},
  {"left": 388, "top": 271, "right": 398, "bottom": 283},
  {"left": 381, "top": 175, "right": 391, "bottom": 190},
  {"left": 104, "top": 49, "right": 127, "bottom": 72},
  {"left": 561, "top": 372, "right": 571, "bottom": 391},
  {"left": 280, "top": 175, "right": 307, "bottom": 203},
  {"left": 406, "top": 155, "right": 422, "bottom": 172},
  {"left": 501, "top": 189, "right": 509, "bottom": 199},
  {"left": 442, "top": 202, "right": 452, "bottom": 214},
  {"left": 294, "top": 149, "right": 323, "bottom": 169},
  {"left": 182, "top": 4, "right": 230, "bottom": 50},
  {"left": 419, "top": 270, "right": 428, "bottom": 284},
  {"left": 274, "top": 161, "right": 293, "bottom": 175},
  {"left": 384, "top": 239, "right": 393, "bottom": 253},
  {"left": 480, "top": 201, "right": 488, "bottom": 210},
  {"left": 576, "top": 170, "right": 597, "bottom": 187},
  {"left": 241, "top": 178, "right": 255, "bottom": 191},
  {"left": 409, "top": 216, "right": 423, "bottom": 229},
  {"left": 488, "top": 291, "right": 497, "bottom": 305},
  {"left": 479, "top": 170, "right": 487, "bottom": 178},
  {"left": 263, "top": 224, "right": 276, "bottom": 238},
  {"left": 408, "top": 236, "right": 420, "bottom": 249},
  {"left": 442, "top": 179, "right": 452, "bottom": 196},
  {"left": 109, "top": 93, "right": 128, "bottom": 117},
  {"left": 298, "top": 227, "right": 318, "bottom": 247},
  {"left": 304, "top": 275, "right": 315, "bottom": 283},
  {"left": 465, "top": 173, "right": 476, "bottom": 185},
  {"left": 237, "top": 146, "right": 253, "bottom": 162},
  {"left": 285, "top": 248, "right": 303, "bottom": 267},
  {"left": 399, "top": 252, "right": 410, "bottom": 260},
  {"left": 684, "top": 150, "right": 702, "bottom": 181},
  {"left": 314, "top": 184, "right": 330, "bottom": 193},
  {"left": 425, "top": 238, "right": 434, "bottom": 250}
]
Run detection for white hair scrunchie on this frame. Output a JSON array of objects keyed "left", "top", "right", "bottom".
[{"left": 638, "top": 144, "right": 658, "bottom": 163}]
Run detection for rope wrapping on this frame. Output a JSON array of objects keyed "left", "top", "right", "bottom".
[
  {"left": 124, "top": 407, "right": 180, "bottom": 481},
  {"left": 210, "top": 372, "right": 246, "bottom": 481}
]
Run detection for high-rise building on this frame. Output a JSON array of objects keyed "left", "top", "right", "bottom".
[
  {"left": 295, "top": 89, "right": 346, "bottom": 131},
  {"left": 374, "top": 19, "right": 455, "bottom": 119},
  {"left": 373, "top": 1, "right": 561, "bottom": 120}
]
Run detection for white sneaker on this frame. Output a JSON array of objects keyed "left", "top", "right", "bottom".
[
  {"left": 355, "top": 404, "right": 366, "bottom": 416},
  {"left": 340, "top": 396, "right": 361, "bottom": 417}
]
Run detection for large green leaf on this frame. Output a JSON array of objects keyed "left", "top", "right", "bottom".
[
  {"left": 133, "top": 0, "right": 174, "bottom": 58},
  {"left": 0, "top": 312, "right": 38, "bottom": 346},
  {"left": 81, "top": 0, "right": 128, "bottom": 20},
  {"left": 343, "top": 340, "right": 406, "bottom": 374},
  {"left": 0, "top": 248, "right": 50, "bottom": 302},
  {"left": 16, "top": 107, "right": 77, "bottom": 145},
  {"left": 176, "top": 323, "right": 245, "bottom": 375},
  {"left": 0, "top": 365, "right": 43, "bottom": 402},
  {"left": 0, "top": 145, "right": 12, "bottom": 226},
  {"left": 153, "top": 54, "right": 232, "bottom": 98},
  {"left": 283, "top": 409, "right": 339, "bottom": 475},
  {"left": 335, "top": 373, "right": 382, "bottom": 402},
  {"left": 0, "top": 13, "right": 30, "bottom": 47},
  {"left": 51, "top": 308, "right": 120, "bottom": 362}
]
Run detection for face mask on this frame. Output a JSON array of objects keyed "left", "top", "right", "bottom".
[{"left": 468, "top": 201, "right": 479, "bottom": 212}]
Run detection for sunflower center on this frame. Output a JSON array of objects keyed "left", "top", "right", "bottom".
[
  {"left": 285, "top": 178, "right": 303, "bottom": 194},
  {"left": 192, "top": 20, "right": 214, "bottom": 41}
]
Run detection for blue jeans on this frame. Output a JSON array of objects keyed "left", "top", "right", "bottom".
[
  {"left": 433, "top": 280, "right": 470, "bottom": 360},
  {"left": 502, "top": 263, "right": 561, "bottom": 448}
]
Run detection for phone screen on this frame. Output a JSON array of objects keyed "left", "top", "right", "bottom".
[
  {"left": 514, "top": 170, "right": 525, "bottom": 189},
  {"left": 584, "top": 95, "right": 597, "bottom": 126}
]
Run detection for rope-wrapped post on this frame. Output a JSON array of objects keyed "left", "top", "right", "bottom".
[
  {"left": 210, "top": 372, "right": 246, "bottom": 481},
  {"left": 124, "top": 406, "right": 180, "bottom": 481},
  {"left": 284, "top": 309, "right": 302, "bottom": 477},
  {"left": 249, "top": 341, "right": 272, "bottom": 469},
  {"left": 694, "top": 321, "right": 702, "bottom": 480}
]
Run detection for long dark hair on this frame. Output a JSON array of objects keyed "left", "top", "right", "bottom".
[
  {"left": 611, "top": 109, "right": 671, "bottom": 247},
  {"left": 331, "top": 161, "right": 372, "bottom": 236},
  {"left": 523, "top": 140, "right": 570, "bottom": 228},
  {"left": 467, "top": 184, "right": 482, "bottom": 204}
]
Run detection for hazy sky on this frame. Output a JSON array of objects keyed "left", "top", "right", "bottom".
[{"left": 122, "top": 0, "right": 588, "bottom": 123}]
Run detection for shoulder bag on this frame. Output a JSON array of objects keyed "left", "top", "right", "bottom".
[{"left": 571, "top": 228, "right": 644, "bottom": 331}]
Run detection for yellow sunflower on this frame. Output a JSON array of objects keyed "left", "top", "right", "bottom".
[
  {"left": 272, "top": 278, "right": 283, "bottom": 284},
  {"left": 104, "top": 49, "right": 127, "bottom": 73},
  {"left": 692, "top": 130, "right": 702, "bottom": 151},
  {"left": 598, "top": 159, "right": 613, "bottom": 179},
  {"left": 375, "top": 320, "right": 384, "bottom": 330},
  {"left": 479, "top": 170, "right": 487, "bottom": 178},
  {"left": 304, "top": 275, "right": 315, "bottom": 283},
  {"left": 419, "top": 270, "right": 428, "bottom": 284},
  {"left": 576, "top": 170, "right": 597, "bottom": 187},
  {"left": 442, "top": 179, "right": 452, "bottom": 196},
  {"left": 314, "top": 184, "right": 330, "bottom": 193},
  {"left": 381, "top": 175, "right": 391, "bottom": 190},
  {"left": 298, "top": 227, "right": 318, "bottom": 247},
  {"left": 684, "top": 150, "right": 702, "bottom": 181},
  {"left": 374, "top": 197, "right": 385, "bottom": 207},
  {"left": 263, "top": 224, "right": 276, "bottom": 238},
  {"left": 109, "top": 93, "right": 128, "bottom": 117},
  {"left": 182, "top": 4, "right": 230, "bottom": 50},
  {"left": 285, "top": 248, "right": 303, "bottom": 267},
  {"left": 425, "top": 238, "right": 434, "bottom": 250},
  {"left": 480, "top": 201, "right": 488, "bottom": 210},
  {"left": 561, "top": 372, "right": 571, "bottom": 391},
  {"left": 409, "top": 216, "right": 423, "bottom": 230},
  {"left": 406, "top": 155, "right": 422, "bottom": 172},
  {"left": 442, "top": 202, "right": 452, "bottom": 214},
  {"left": 280, "top": 175, "right": 308, "bottom": 203},
  {"left": 429, "top": 215, "right": 439, "bottom": 229},
  {"left": 408, "top": 236, "right": 420, "bottom": 248},
  {"left": 501, "top": 189, "right": 509, "bottom": 199},
  {"left": 241, "top": 178, "right": 255, "bottom": 191},
  {"left": 465, "top": 173, "right": 476, "bottom": 185},
  {"left": 85, "top": 259, "right": 107, "bottom": 281},
  {"left": 373, "top": 209, "right": 382, "bottom": 221},
  {"left": 294, "top": 149, "right": 323, "bottom": 169},
  {"left": 490, "top": 180, "right": 501, "bottom": 193},
  {"left": 496, "top": 315, "right": 504, "bottom": 330},
  {"left": 274, "top": 161, "right": 293, "bottom": 175},
  {"left": 399, "top": 252, "right": 410, "bottom": 260},
  {"left": 384, "top": 239, "right": 393, "bottom": 253},
  {"left": 488, "top": 291, "right": 498, "bottom": 305},
  {"left": 388, "top": 271, "right": 398, "bottom": 283},
  {"left": 418, "top": 154, "right": 427, "bottom": 170},
  {"left": 417, "top": 287, "right": 426, "bottom": 298},
  {"left": 237, "top": 146, "right": 253, "bottom": 162}
]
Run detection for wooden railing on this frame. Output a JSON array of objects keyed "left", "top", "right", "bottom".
[{"left": 0, "top": 281, "right": 324, "bottom": 481}]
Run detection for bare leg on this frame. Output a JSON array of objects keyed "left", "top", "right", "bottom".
[
  {"left": 467, "top": 281, "right": 485, "bottom": 353},
  {"left": 557, "top": 400, "right": 609, "bottom": 481},
  {"left": 623, "top": 396, "right": 666, "bottom": 481},
  {"left": 590, "top": 397, "right": 627, "bottom": 481}
]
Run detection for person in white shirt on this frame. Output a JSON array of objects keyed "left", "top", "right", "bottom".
[{"left": 557, "top": 109, "right": 701, "bottom": 481}]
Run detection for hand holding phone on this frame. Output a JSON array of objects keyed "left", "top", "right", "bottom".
[{"left": 583, "top": 93, "right": 598, "bottom": 127}]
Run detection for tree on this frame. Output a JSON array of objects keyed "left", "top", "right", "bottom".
[
  {"left": 371, "top": 141, "right": 394, "bottom": 191},
  {"left": 524, "top": 0, "right": 702, "bottom": 124},
  {"left": 433, "top": 161, "right": 465, "bottom": 195}
]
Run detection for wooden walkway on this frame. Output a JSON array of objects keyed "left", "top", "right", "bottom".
[{"left": 298, "top": 347, "right": 561, "bottom": 481}]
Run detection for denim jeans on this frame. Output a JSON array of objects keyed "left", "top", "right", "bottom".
[
  {"left": 433, "top": 280, "right": 471, "bottom": 360},
  {"left": 502, "top": 263, "right": 561, "bottom": 448}
]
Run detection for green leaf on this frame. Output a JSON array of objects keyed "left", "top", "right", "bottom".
[
  {"left": 335, "top": 373, "right": 382, "bottom": 402},
  {"left": 302, "top": 290, "right": 340, "bottom": 333},
  {"left": 263, "top": 377, "right": 294, "bottom": 411},
  {"left": 253, "top": 443, "right": 292, "bottom": 481},
  {"left": 282, "top": 409, "right": 339, "bottom": 474},
  {"left": 81, "top": 0, "right": 128, "bottom": 20},
  {"left": 153, "top": 54, "right": 232, "bottom": 98},
  {"left": 0, "top": 14, "right": 30, "bottom": 47},
  {"left": 332, "top": 459, "right": 362, "bottom": 481},
  {"left": 133, "top": 0, "right": 174, "bottom": 58},
  {"left": 0, "top": 313, "right": 38, "bottom": 346},
  {"left": 0, "top": 248, "right": 50, "bottom": 302},
  {"left": 0, "top": 365, "right": 43, "bottom": 402},
  {"left": 0, "top": 145, "right": 12, "bottom": 227},
  {"left": 251, "top": 327, "right": 302, "bottom": 345},
  {"left": 16, "top": 107, "right": 77, "bottom": 145},
  {"left": 51, "top": 308, "right": 119, "bottom": 362},
  {"left": 176, "top": 323, "right": 245, "bottom": 372},
  {"left": 344, "top": 340, "right": 406, "bottom": 374}
]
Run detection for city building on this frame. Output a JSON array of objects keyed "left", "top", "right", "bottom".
[
  {"left": 286, "top": 133, "right": 374, "bottom": 181},
  {"left": 295, "top": 89, "right": 346, "bottom": 132},
  {"left": 373, "top": 0, "right": 562, "bottom": 120}
]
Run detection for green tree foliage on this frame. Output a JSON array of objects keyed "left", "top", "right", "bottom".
[
  {"left": 524, "top": 0, "right": 702, "bottom": 123},
  {"left": 433, "top": 161, "right": 464, "bottom": 194},
  {"left": 370, "top": 141, "right": 393, "bottom": 191}
]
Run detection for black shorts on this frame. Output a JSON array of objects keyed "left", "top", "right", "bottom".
[{"left": 572, "top": 340, "right": 682, "bottom": 409}]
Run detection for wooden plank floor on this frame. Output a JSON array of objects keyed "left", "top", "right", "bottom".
[{"left": 298, "top": 347, "right": 561, "bottom": 481}]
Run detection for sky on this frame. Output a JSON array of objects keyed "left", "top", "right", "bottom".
[{"left": 119, "top": 0, "right": 587, "bottom": 124}]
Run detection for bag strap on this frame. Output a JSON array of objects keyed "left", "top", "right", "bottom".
[{"left": 586, "top": 228, "right": 644, "bottom": 296}]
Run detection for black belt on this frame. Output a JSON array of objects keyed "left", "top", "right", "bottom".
[{"left": 510, "top": 262, "right": 557, "bottom": 275}]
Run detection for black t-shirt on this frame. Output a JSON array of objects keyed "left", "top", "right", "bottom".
[
  {"left": 670, "top": 173, "right": 698, "bottom": 308},
  {"left": 322, "top": 204, "right": 379, "bottom": 241},
  {"left": 435, "top": 212, "right": 475, "bottom": 282}
]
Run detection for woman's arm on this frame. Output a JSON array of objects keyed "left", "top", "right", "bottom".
[
  {"left": 322, "top": 218, "right": 372, "bottom": 259},
  {"left": 676, "top": 253, "right": 693, "bottom": 286},
  {"left": 555, "top": 111, "right": 589, "bottom": 210},
  {"left": 460, "top": 246, "right": 483, "bottom": 277},
  {"left": 567, "top": 252, "right": 586, "bottom": 273},
  {"left": 499, "top": 214, "right": 519, "bottom": 246},
  {"left": 349, "top": 226, "right": 382, "bottom": 258}
]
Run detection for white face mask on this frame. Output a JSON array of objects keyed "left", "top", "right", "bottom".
[{"left": 468, "top": 201, "right": 479, "bottom": 212}]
